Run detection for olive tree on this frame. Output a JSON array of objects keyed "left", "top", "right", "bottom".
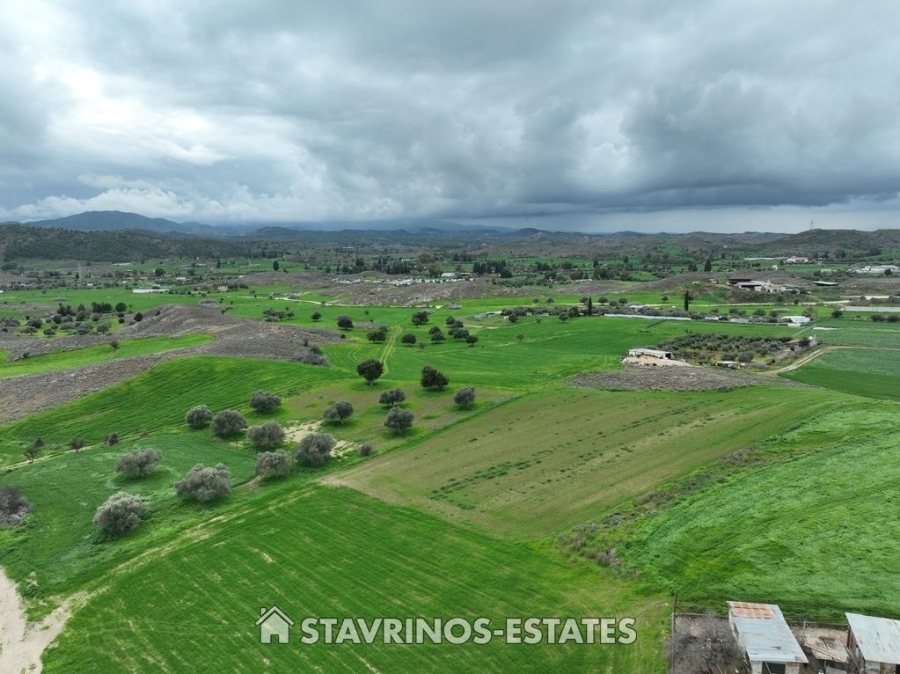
[
  {"left": 211, "top": 410, "right": 248, "bottom": 438},
  {"left": 323, "top": 401, "right": 354, "bottom": 425},
  {"left": 93, "top": 492, "right": 148, "bottom": 537},
  {"left": 175, "top": 463, "right": 231, "bottom": 502},
  {"left": 115, "top": 448, "right": 163, "bottom": 478},
  {"left": 294, "top": 433, "right": 336, "bottom": 467},
  {"left": 421, "top": 365, "right": 449, "bottom": 390},
  {"left": 247, "top": 421, "right": 286, "bottom": 449},
  {"left": 356, "top": 358, "right": 384, "bottom": 386},
  {"left": 453, "top": 387, "right": 476, "bottom": 409},
  {"left": 378, "top": 388, "right": 406, "bottom": 407},
  {"left": 249, "top": 390, "right": 281, "bottom": 414},
  {"left": 255, "top": 450, "right": 291, "bottom": 479},
  {"left": 384, "top": 407, "right": 414, "bottom": 434},
  {"left": 185, "top": 405, "right": 213, "bottom": 429}
]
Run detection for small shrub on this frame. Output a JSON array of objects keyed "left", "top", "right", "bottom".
[
  {"left": 93, "top": 492, "right": 148, "bottom": 537},
  {"left": 0, "top": 486, "right": 31, "bottom": 526},
  {"left": 249, "top": 390, "right": 281, "bottom": 414},
  {"left": 70, "top": 438, "right": 86, "bottom": 452},
  {"left": 175, "top": 463, "right": 231, "bottom": 502},
  {"left": 453, "top": 387, "right": 476, "bottom": 409},
  {"left": 115, "top": 448, "right": 162, "bottom": 478},
  {"left": 323, "top": 401, "right": 354, "bottom": 425},
  {"left": 359, "top": 442, "right": 374, "bottom": 457},
  {"left": 294, "top": 433, "right": 336, "bottom": 467},
  {"left": 247, "top": 421, "right": 286, "bottom": 449},
  {"left": 106, "top": 432, "right": 119, "bottom": 446},
  {"left": 255, "top": 450, "right": 291, "bottom": 479},
  {"left": 185, "top": 405, "right": 213, "bottom": 429},
  {"left": 211, "top": 410, "right": 248, "bottom": 438}
]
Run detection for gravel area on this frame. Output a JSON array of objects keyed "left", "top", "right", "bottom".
[{"left": 570, "top": 364, "right": 811, "bottom": 392}]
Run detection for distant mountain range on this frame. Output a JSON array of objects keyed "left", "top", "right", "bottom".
[{"left": 3, "top": 210, "right": 897, "bottom": 263}]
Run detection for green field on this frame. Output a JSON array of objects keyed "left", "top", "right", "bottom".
[
  {"left": 621, "top": 403, "right": 900, "bottom": 619},
  {"left": 1, "top": 277, "right": 899, "bottom": 673},
  {"left": 781, "top": 347, "right": 900, "bottom": 400},
  {"left": 0, "top": 334, "right": 212, "bottom": 378},
  {"left": 336, "top": 386, "right": 844, "bottom": 538},
  {"left": 40, "top": 483, "right": 667, "bottom": 673},
  {"left": 0, "top": 357, "right": 345, "bottom": 461}
]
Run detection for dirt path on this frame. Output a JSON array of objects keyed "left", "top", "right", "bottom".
[
  {"left": 378, "top": 326, "right": 402, "bottom": 376},
  {"left": 0, "top": 568, "right": 74, "bottom": 673},
  {"left": 765, "top": 346, "right": 838, "bottom": 375}
]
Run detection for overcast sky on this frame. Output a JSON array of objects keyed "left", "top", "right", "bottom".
[{"left": 2, "top": 0, "right": 899, "bottom": 232}]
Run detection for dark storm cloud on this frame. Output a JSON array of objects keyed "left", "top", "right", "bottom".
[{"left": 2, "top": 0, "right": 899, "bottom": 229}]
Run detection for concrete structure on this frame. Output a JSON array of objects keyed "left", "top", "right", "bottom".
[
  {"left": 846, "top": 612, "right": 900, "bottom": 673},
  {"left": 627, "top": 348, "right": 673, "bottom": 360},
  {"left": 728, "top": 601, "right": 808, "bottom": 674}
]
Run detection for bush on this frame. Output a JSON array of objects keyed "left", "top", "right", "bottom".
[
  {"left": 311, "top": 311, "right": 322, "bottom": 321},
  {"left": 175, "top": 463, "right": 231, "bottom": 502},
  {"left": 70, "top": 438, "right": 86, "bottom": 452},
  {"left": 115, "top": 448, "right": 163, "bottom": 478},
  {"left": 323, "top": 401, "right": 354, "bottom": 425},
  {"left": 185, "top": 405, "right": 213, "bottom": 429},
  {"left": 356, "top": 358, "right": 384, "bottom": 385},
  {"left": 336, "top": 314, "right": 354, "bottom": 329},
  {"left": 93, "top": 492, "right": 148, "bottom": 537},
  {"left": 0, "top": 486, "right": 31, "bottom": 526},
  {"left": 367, "top": 327, "right": 388, "bottom": 342},
  {"left": 384, "top": 407, "right": 414, "bottom": 434},
  {"left": 359, "top": 442, "right": 374, "bottom": 457},
  {"left": 106, "top": 432, "right": 119, "bottom": 446},
  {"left": 255, "top": 450, "right": 291, "bottom": 479},
  {"left": 401, "top": 333, "right": 417, "bottom": 346},
  {"left": 249, "top": 390, "right": 281, "bottom": 414},
  {"left": 247, "top": 421, "right": 286, "bottom": 449},
  {"left": 211, "top": 410, "right": 248, "bottom": 438},
  {"left": 421, "top": 365, "right": 449, "bottom": 390},
  {"left": 378, "top": 388, "right": 406, "bottom": 407},
  {"left": 294, "top": 433, "right": 336, "bottom": 467},
  {"left": 453, "top": 387, "right": 476, "bottom": 409}
]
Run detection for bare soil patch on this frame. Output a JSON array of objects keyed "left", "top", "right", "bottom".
[
  {"left": 571, "top": 364, "right": 810, "bottom": 392},
  {"left": 0, "top": 304, "right": 342, "bottom": 424}
]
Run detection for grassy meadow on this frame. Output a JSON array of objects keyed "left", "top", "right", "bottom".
[
  {"left": 781, "top": 347, "right": 900, "bottom": 400},
  {"left": 0, "top": 276, "right": 899, "bottom": 673},
  {"left": 335, "top": 386, "right": 844, "bottom": 538},
  {"left": 621, "top": 403, "right": 900, "bottom": 619}
]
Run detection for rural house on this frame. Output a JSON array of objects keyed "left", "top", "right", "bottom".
[
  {"left": 727, "top": 601, "right": 808, "bottom": 674},
  {"left": 846, "top": 612, "right": 900, "bottom": 673}
]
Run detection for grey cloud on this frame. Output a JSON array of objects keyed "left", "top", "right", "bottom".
[{"left": 2, "top": 1, "right": 900, "bottom": 228}]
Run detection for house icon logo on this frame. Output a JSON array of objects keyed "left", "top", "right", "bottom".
[{"left": 256, "top": 606, "right": 294, "bottom": 644}]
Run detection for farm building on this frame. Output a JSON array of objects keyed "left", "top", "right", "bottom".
[
  {"left": 628, "top": 349, "right": 675, "bottom": 360},
  {"left": 627, "top": 348, "right": 673, "bottom": 360},
  {"left": 846, "top": 612, "right": 900, "bottom": 673},
  {"left": 779, "top": 315, "right": 811, "bottom": 325},
  {"left": 727, "top": 601, "right": 808, "bottom": 674}
]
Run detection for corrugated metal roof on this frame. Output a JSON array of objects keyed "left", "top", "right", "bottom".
[
  {"left": 846, "top": 613, "right": 900, "bottom": 665},
  {"left": 728, "top": 601, "right": 808, "bottom": 665}
]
